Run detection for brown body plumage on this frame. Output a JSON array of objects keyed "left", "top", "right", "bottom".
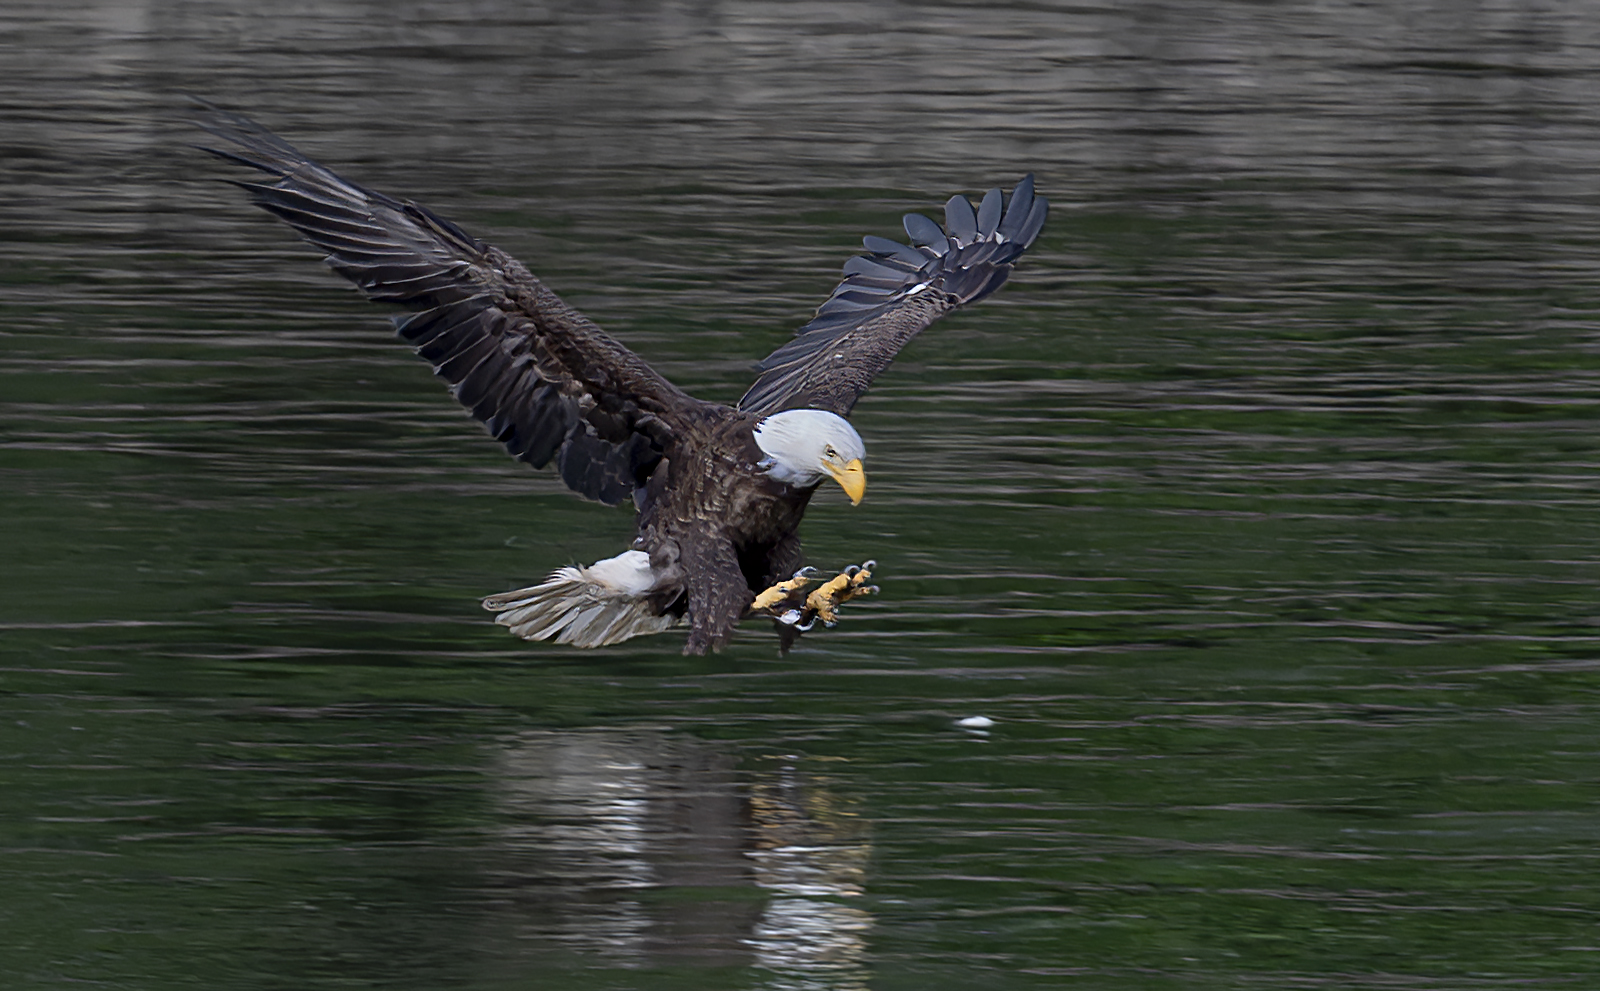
[{"left": 197, "top": 102, "right": 1046, "bottom": 653}]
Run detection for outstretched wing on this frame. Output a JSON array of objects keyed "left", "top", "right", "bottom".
[
  {"left": 195, "top": 102, "right": 691, "bottom": 506},
  {"left": 737, "top": 176, "right": 1047, "bottom": 417}
]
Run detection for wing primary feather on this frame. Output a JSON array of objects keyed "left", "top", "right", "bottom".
[
  {"left": 836, "top": 275, "right": 908, "bottom": 292},
  {"left": 944, "top": 194, "right": 978, "bottom": 245},
  {"left": 816, "top": 295, "right": 886, "bottom": 316},
  {"left": 843, "top": 255, "right": 919, "bottom": 279},
  {"left": 458, "top": 357, "right": 523, "bottom": 421},
  {"left": 243, "top": 179, "right": 367, "bottom": 214},
  {"left": 437, "top": 335, "right": 500, "bottom": 384},
  {"left": 1016, "top": 197, "right": 1050, "bottom": 248},
  {"left": 247, "top": 194, "right": 372, "bottom": 232},
  {"left": 395, "top": 303, "right": 485, "bottom": 350},
  {"left": 968, "top": 267, "right": 1014, "bottom": 305},
  {"left": 861, "top": 235, "right": 926, "bottom": 266},
  {"left": 997, "top": 173, "right": 1036, "bottom": 240},
  {"left": 976, "top": 187, "right": 1003, "bottom": 237},
  {"left": 957, "top": 239, "right": 1002, "bottom": 269},
  {"left": 902, "top": 212, "right": 948, "bottom": 251}
]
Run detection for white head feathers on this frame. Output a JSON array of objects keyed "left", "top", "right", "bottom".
[{"left": 753, "top": 409, "right": 866, "bottom": 489}]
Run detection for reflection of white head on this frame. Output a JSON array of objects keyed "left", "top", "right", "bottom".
[{"left": 753, "top": 409, "right": 868, "bottom": 504}]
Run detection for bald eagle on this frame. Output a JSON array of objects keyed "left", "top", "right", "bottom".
[{"left": 198, "top": 104, "right": 1046, "bottom": 654}]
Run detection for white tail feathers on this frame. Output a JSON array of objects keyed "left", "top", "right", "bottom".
[{"left": 483, "top": 550, "right": 681, "bottom": 648}]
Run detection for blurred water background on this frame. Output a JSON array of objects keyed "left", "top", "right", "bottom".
[{"left": 6, "top": 1, "right": 1600, "bottom": 988}]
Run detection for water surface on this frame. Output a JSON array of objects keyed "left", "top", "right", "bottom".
[{"left": 6, "top": 2, "right": 1600, "bottom": 988}]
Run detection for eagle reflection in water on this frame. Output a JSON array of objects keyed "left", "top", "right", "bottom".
[{"left": 489, "top": 729, "right": 872, "bottom": 981}]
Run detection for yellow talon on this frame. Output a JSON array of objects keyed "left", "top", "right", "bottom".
[
  {"left": 750, "top": 571, "right": 815, "bottom": 613},
  {"left": 804, "top": 574, "right": 851, "bottom": 625},
  {"left": 803, "top": 562, "right": 876, "bottom": 627}
]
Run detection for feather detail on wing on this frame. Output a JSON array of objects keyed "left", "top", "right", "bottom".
[
  {"left": 195, "top": 101, "right": 689, "bottom": 506},
  {"left": 737, "top": 176, "right": 1047, "bottom": 416}
]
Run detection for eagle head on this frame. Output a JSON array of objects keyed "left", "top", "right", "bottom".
[{"left": 753, "top": 409, "right": 867, "bottom": 504}]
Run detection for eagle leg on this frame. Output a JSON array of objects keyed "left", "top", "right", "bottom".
[{"left": 803, "top": 560, "right": 878, "bottom": 627}]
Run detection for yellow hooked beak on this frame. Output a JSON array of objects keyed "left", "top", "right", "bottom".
[{"left": 823, "top": 457, "right": 866, "bottom": 506}]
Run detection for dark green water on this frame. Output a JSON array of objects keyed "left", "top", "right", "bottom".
[{"left": 7, "top": 2, "right": 1600, "bottom": 988}]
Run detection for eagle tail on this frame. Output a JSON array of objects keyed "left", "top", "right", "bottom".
[{"left": 482, "top": 550, "right": 680, "bottom": 647}]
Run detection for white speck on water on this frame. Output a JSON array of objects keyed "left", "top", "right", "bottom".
[{"left": 956, "top": 716, "right": 994, "bottom": 729}]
